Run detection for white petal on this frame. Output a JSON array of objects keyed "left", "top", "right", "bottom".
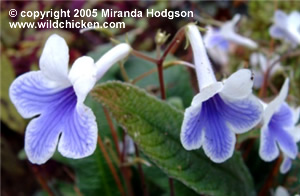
[
  {"left": 186, "top": 24, "right": 217, "bottom": 90},
  {"left": 264, "top": 78, "right": 289, "bottom": 124},
  {"left": 292, "top": 125, "right": 300, "bottom": 142},
  {"left": 287, "top": 11, "right": 300, "bottom": 43},
  {"left": 226, "top": 32, "right": 258, "bottom": 49},
  {"left": 221, "top": 69, "right": 253, "bottom": 99},
  {"left": 95, "top": 43, "right": 131, "bottom": 80},
  {"left": 39, "top": 34, "right": 70, "bottom": 85},
  {"left": 191, "top": 82, "right": 223, "bottom": 108},
  {"left": 207, "top": 47, "right": 229, "bottom": 66},
  {"left": 274, "top": 186, "right": 290, "bottom": 196},
  {"left": 68, "top": 56, "right": 97, "bottom": 104}
]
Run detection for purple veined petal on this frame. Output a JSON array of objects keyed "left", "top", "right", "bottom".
[
  {"left": 58, "top": 103, "right": 97, "bottom": 159},
  {"left": 25, "top": 87, "right": 76, "bottom": 164},
  {"left": 219, "top": 94, "right": 263, "bottom": 134},
  {"left": 180, "top": 104, "right": 204, "bottom": 150},
  {"left": 9, "top": 71, "right": 71, "bottom": 118},
  {"left": 280, "top": 155, "right": 292, "bottom": 174},
  {"left": 259, "top": 126, "right": 279, "bottom": 161},
  {"left": 260, "top": 103, "right": 298, "bottom": 161},
  {"left": 201, "top": 94, "right": 236, "bottom": 163}
]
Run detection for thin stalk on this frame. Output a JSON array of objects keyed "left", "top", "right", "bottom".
[
  {"left": 259, "top": 49, "right": 300, "bottom": 98},
  {"left": 169, "top": 178, "right": 175, "bottom": 196},
  {"left": 119, "top": 62, "right": 130, "bottom": 82},
  {"left": 103, "top": 107, "right": 121, "bottom": 159},
  {"left": 258, "top": 156, "right": 282, "bottom": 196},
  {"left": 97, "top": 135, "right": 125, "bottom": 196},
  {"left": 134, "top": 143, "right": 148, "bottom": 196},
  {"left": 131, "top": 49, "right": 158, "bottom": 64},
  {"left": 103, "top": 109, "right": 134, "bottom": 196},
  {"left": 30, "top": 164, "right": 55, "bottom": 196}
]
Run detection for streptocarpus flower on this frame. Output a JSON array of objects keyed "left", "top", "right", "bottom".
[
  {"left": 204, "top": 14, "right": 257, "bottom": 66},
  {"left": 250, "top": 52, "right": 282, "bottom": 89},
  {"left": 9, "top": 34, "right": 131, "bottom": 164},
  {"left": 259, "top": 79, "right": 298, "bottom": 166},
  {"left": 181, "top": 24, "right": 263, "bottom": 163},
  {"left": 269, "top": 10, "right": 300, "bottom": 48},
  {"left": 274, "top": 186, "right": 289, "bottom": 196}
]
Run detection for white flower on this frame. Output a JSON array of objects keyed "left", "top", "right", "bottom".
[
  {"left": 269, "top": 10, "right": 300, "bottom": 47},
  {"left": 204, "top": 14, "right": 258, "bottom": 66}
]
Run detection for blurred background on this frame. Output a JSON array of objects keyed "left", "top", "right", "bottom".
[{"left": 1, "top": 1, "right": 300, "bottom": 196}]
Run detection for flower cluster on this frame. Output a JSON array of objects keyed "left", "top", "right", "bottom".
[{"left": 9, "top": 10, "right": 299, "bottom": 171}]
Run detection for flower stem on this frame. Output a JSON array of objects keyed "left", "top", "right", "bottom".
[
  {"left": 134, "top": 143, "right": 148, "bottom": 196},
  {"left": 259, "top": 49, "right": 300, "bottom": 98},
  {"left": 97, "top": 134, "right": 125, "bottom": 196},
  {"left": 258, "top": 155, "right": 282, "bottom": 196},
  {"left": 131, "top": 49, "right": 158, "bottom": 64},
  {"left": 103, "top": 107, "right": 121, "bottom": 159},
  {"left": 30, "top": 164, "right": 55, "bottom": 196}
]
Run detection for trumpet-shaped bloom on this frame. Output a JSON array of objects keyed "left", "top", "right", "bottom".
[
  {"left": 204, "top": 14, "right": 257, "bottom": 66},
  {"left": 250, "top": 53, "right": 282, "bottom": 89},
  {"left": 9, "top": 34, "right": 131, "bottom": 164},
  {"left": 259, "top": 79, "right": 299, "bottom": 166},
  {"left": 181, "top": 24, "right": 263, "bottom": 163},
  {"left": 269, "top": 10, "right": 300, "bottom": 47}
]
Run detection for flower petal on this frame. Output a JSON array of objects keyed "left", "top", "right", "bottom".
[
  {"left": 259, "top": 126, "right": 279, "bottom": 161},
  {"left": 219, "top": 94, "right": 263, "bottom": 134},
  {"left": 274, "top": 10, "right": 288, "bottom": 28},
  {"left": 221, "top": 69, "right": 254, "bottom": 99},
  {"left": 274, "top": 186, "right": 289, "bottom": 196},
  {"left": 25, "top": 115, "right": 62, "bottom": 164},
  {"left": 191, "top": 82, "right": 223, "bottom": 107},
  {"left": 39, "top": 34, "right": 70, "bottom": 85},
  {"left": 280, "top": 155, "right": 292, "bottom": 174},
  {"left": 181, "top": 104, "right": 204, "bottom": 150},
  {"left": 274, "top": 127, "right": 297, "bottom": 159},
  {"left": 9, "top": 71, "right": 69, "bottom": 118},
  {"left": 68, "top": 56, "right": 97, "bottom": 104},
  {"left": 264, "top": 78, "right": 289, "bottom": 124},
  {"left": 25, "top": 86, "right": 77, "bottom": 164},
  {"left": 58, "top": 103, "right": 97, "bottom": 159},
  {"left": 201, "top": 94, "right": 236, "bottom": 163},
  {"left": 226, "top": 32, "right": 258, "bottom": 49}
]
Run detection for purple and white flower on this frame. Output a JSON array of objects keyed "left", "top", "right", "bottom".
[
  {"left": 204, "top": 14, "right": 258, "bottom": 66},
  {"left": 250, "top": 52, "right": 282, "bottom": 89},
  {"left": 259, "top": 79, "right": 299, "bottom": 167},
  {"left": 181, "top": 24, "right": 263, "bottom": 163},
  {"left": 9, "top": 34, "right": 131, "bottom": 164},
  {"left": 269, "top": 10, "right": 300, "bottom": 48}
]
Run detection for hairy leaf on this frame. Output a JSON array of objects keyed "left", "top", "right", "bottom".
[{"left": 92, "top": 81, "right": 255, "bottom": 196}]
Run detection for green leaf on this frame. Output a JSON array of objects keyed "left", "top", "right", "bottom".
[
  {"left": 92, "top": 81, "right": 255, "bottom": 196},
  {"left": 1, "top": 54, "right": 26, "bottom": 133}
]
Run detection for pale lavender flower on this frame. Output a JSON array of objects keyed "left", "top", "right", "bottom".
[
  {"left": 269, "top": 10, "right": 300, "bottom": 47},
  {"left": 250, "top": 52, "right": 282, "bottom": 89},
  {"left": 204, "top": 14, "right": 258, "bottom": 66},
  {"left": 259, "top": 79, "right": 299, "bottom": 166},
  {"left": 181, "top": 24, "right": 263, "bottom": 163},
  {"left": 9, "top": 34, "right": 131, "bottom": 164}
]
